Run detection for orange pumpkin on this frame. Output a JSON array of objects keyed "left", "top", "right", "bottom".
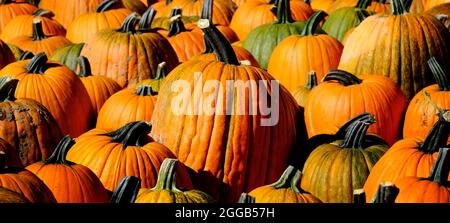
[
  {"left": 0, "top": 39, "right": 15, "bottom": 70},
  {"left": 0, "top": 186, "right": 31, "bottom": 203},
  {"left": 38, "top": 0, "right": 103, "bottom": 28},
  {"left": 291, "top": 71, "right": 318, "bottom": 107},
  {"left": 425, "top": 2, "right": 450, "bottom": 28},
  {"left": 0, "top": 0, "right": 37, "bottom": 33},
  {"left": 424, "top": 0, "right": 450, "bottom": 10}
]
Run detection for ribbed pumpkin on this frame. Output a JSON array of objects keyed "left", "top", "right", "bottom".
[
  {"left": 425, "top": 0, "right": 450, "bottom": 10},
  {"left": 26, "top": 136, "right": 110, "bottom": 203},
  {"left": 403, "top": 58, "right": 450, "bottom": 143},
  {"left": 0, "top": 53, "right": 94, "bottom": 137},
  {"left": 395, "top": 147, "right": 450, "bottom": 203},
  {"left": 304, "top": 70, "right": 407, "bottom": 145},
  {"left": 38, "top": 0, "right": 103, "bottom": 28},
  {"left": 230, "top": 0, "right": 314, "bottom": 40},
  {"left": 66, "top": 122, "right": 183, "bottom": 192},
  {"left": 66, "top": 0, "right": 131, "bottom": 44},
  {"left": 76, "top": 56, "right": 122, "bottom": 116},
  {"left": 311, "top": 0, "right": 336, "bottom": 11},
  {"left": 291, "top": 71, "right": 317, "bottom": 107},
  {"left": 267, "top": 11, "right": 343, "bottom": 92},
  {"left": 7, "top": 18, "right": 72, "bottom": 56},
  {"left": 81, "top": 12, "right": 179, "bottom": 88},
  {"left": 301, "top": 113, "right": 389, "bottom": 203},
  {"left": 0, "top": 138, "right": 22, "bottom": 168},
  {"left": 425, "top": 2, "right": 450, "bottom": 28},
  {"left": 364, "top": 111, "right": 450, "bottom": 201},
  {"left": 0, "top": 77, "right": 63, "bottom": 166},
  {"left": 150, "top": 20, "right": 300, "bottom": 202},
  {"left": 50, "top": 43, "right": 84, "bottom": 72},
  {"left": 0, "top": 186, "right": 30, "bottom": 203},
  {"left": 328, "top": 0, "right": 390, "bottom": 14},
  {"left": 340, "top": 9, "right": 370, "bottom": 45},
  {"left": 0, "top": 152, "right": 56, "bottom": 203},
  {"left": 0, "top": 9, "right": 66, "bottom": 43},
  {"left": 248, "top": 165, "right": 322, "bottom": 203},
  {"left": 338, "top": 0, "right": 450, "bottom": 100},
  {"left": 136, "top": 158, "right": 214, "bottom": 203},
  {"left": 0, "top": 0, "right": 37, "bottom": 33},
  {"left": 0, "top": 39, "right": 15, "bottom": 70}
]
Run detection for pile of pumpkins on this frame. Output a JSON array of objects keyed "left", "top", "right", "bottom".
[{"left": 0, "top": 0, "right": 449, "bottom": 203}]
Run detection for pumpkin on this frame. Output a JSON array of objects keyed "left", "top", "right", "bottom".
[
  {"left": 267, "top": 11, "right": 343, "bottom": 92},
  {"left": 0, "top": 40, "right": 15, "bottom": 70},
  {"left": 425, "top": 2, "right": 450, "bottom": 28},
  {"left": 0, "top": 53, "right": 94, "bottom": 137},
  {"left": 0, "top": 76, "right": 63, "bottom": 166},
  {"left": 340, "top": 9, "right": 370, "bottom": 45},
  {"left": 136, "top": 62, "right": 167, "bottom": 93},
  {"left": 301, "top": 113, "right": 389, "bottom": 203},
  {"left": 81, "top": 12, "right": 179, "bottom": 88},
  {"left": 191, "top": 45, "right": 260, "bottom": 67},
  {"left": 338, "top": 0, "right": 450, "bottom": 100},
  {"left": 364, "top": 110, "right": 450, "bottom": 201},
  {"left": 230, "top": 0, "right": 313, "bottom": 41},
  {"left": 0, "top": 9, "right": 66, "bottom": 43},
  {"left": 66, "top": 121, "right": 190, "bottom": 192},
  {"left": 0, "top": 186, "right": 30, "bottom": 203},
  {"left": 26, "top": 136, "right": 110, "bottom": 203},
  {"left": 395, "top": 147, "right": 450, "bottom": 203},
  {"left": 50, "top": 43, "right": 84, "bottom": 72},
  {"left": 328, "top": 0, "right": 390, "bottom": 14},
  {"left": 304, "top": 70, "right": 407, "bottom": 145},
  {"left": 403, "top": 58, "right": 450, "bottom": 143},
  {"left": 109, "top": 176, "right": 141, "bottom": 203},
  {"left": 311, "top": 0, "right": 336, "bottom": 11},
  {"left": 7, "top": 18, "right": 72, "bottom": 56},
  {"left": 0, "top": 0, "right": 37, "bottom": 33},
  {"left": 150, "top": 19, "right": 300, "bottom": 202},
  {"left": 0, "top": 138, "right": 22, "bottom": 168},
  {"left": 76, "top": 56, "right": 122, "bottom": 116},
  {"left": 120, "top": 0, "right": 147, "bottom": 14},
  {"left": 66, "top": 0, "right": 131, "bottom": 44},
  {"left": 135, "top": 158, "right": 215, "bottom": 203},
  {"left": 0, "top": 152, "right": 56, "bottom": 203},
  {"left": 291, "top": 71, "right": 318, "bottom": 107},
  {"left": 38, "top": 0, "right": 103, "bottom": 28},
  {"left": 248, "top": 165, "right": 322, "bottom": 203},
  {"left": 425, "top": 0, "right": 450, "bottom": 11},
  {"left": 7, "top": 44, "right": 24, "bottom": 60}
]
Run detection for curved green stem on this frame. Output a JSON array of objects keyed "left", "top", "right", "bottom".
[
  {"left": 419, "top": 111, "right": 450, "bottom": 153},
  {"left": 0, "top": 77, "right": 18, "bottom": 102},
  {"left": 274, "top": 0, "right": 293, "bottom": 24},
  {"left": 43, "top": 135, "right": 75, "bottom": 165},
  {"left": 323, "top": 69, "right": 362, "bottom": 86},
  {"left": 96, "top": 0, "right": 117, "bottom": 12},
  {"left": 24, "top": 52, "right": 48, "bottom": 74},
  {"left": 168, "top": 14, "right": 187, "bottom": 37},
  {"left": 392, "top": 0, "right": 412, "bottom": 15},
  {"left": 138, "top": 7, "right": 156, "bottom": 30},
  {"left": 335, "top": 113, "right": 375, "bottom": 139},
  {"left": 118, "top": 13, "right": 141, "bottom": 34},
  {"left": 301, "top": 10, "right": 327, "bottom": 36},
  {"left": 200, "top": 0, "right": 213, "bottom": 22},
  {"left": 356, "top": 0, "right": 371, "bottom": 9},
  {"left": 19, "top": 51, "right": 35, "bottom": 61},
  {"left": 428, "top": 57, "right": 449, "bottom": 91},
  {"left": 429, "top": 148, "right": 450, "bottom": 184},
  {"left": 32, "top": 9, "right": 55, "bottom": 18},
  {"left": 77, "top": 56, "right": 92, "bottom": 77},
  {"left": 110, "top": 176, "right": 141, "bottom": 203},
  {"left": 151, "top": 158, "right": 182, "bottom": 192},
  {"left": 305, "top": 71, "right": 318, "bottom": 90},
  {"left": 372, "top": 182, "right": 399, "bottom": 203},
  {"left": 32, "top": 18, "right": 47, "bottom": 41},
  {"left": 339, "top": 119, "right": 374, "bottom": 149},
  {"left": 155, "top": 62, "right": 167, "bottom": 80},
  {"left": 104, "top": 121, "right": 152, "bottom": 149},
  {"left": 269, "top": 165, "right": 302, "bottom": 193}
]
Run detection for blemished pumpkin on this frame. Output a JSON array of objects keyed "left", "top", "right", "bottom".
[
  {"left": 66, "top": 0, "right": 131, "bottom": 43},
  {"left": 395, "top": 147, "right": 450, "bottom": 203},
  {"left": 0, "top": 0, "right": 37, "bottom": 33},
  {"left": 50, "top": 43, "right": 84, "bottom": 72},
  {"left": 0, "top": 39, "right": 16, "bottom": 70},
  {"left": 0, "top": 77, "right": 63, "bottom": 166},
  {"left": 0, "top": 9, "right": 66, "bottom": 43},
  {"left": 0, "top": 152, "right": 56, "bottom": 203},
  {"left": 150, "top": 19, "right": 300, "bottom": 202},
  {"left": 248, "top": 165, "right": 322, "bottom": 203},
  {"left": 66, "top": 122, "right": 192, "bottom": 192},
  {"left": 304, "top": 69, "right": 407, "bottom": 146},
  {"left": 267, "top": 11, "right": 343, "bottom": 92},
  {"left": 337, "top": 0, "right": 450, "bottom": 100},
  {"left": 291, "top": 71, "right": 318, "bottom": 108},
  {"left": 0, "top": 53, "right": 94, "bottom": 137},
  {"left": 80, "top": 12, "right": 179, "bottom": 88},
  {"left": 38, "top": 0, "right": 103, "bottom": 28},
  {"left": 301, "top": 113, "right": 389, "bottom": 203},
  {"left": 135, "top": 158, "right": 215, "bottom": 203},
  {"left": 364, "top": 110, "right": 450, "bottom": 201},
  {"left": 0, "top": 186, "right": 31, "bottom": 203},
  {"left": 7, "top": 18, "right": 72, "bottom": 57}
]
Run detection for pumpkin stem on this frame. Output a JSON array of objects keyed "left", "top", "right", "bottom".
[
  {"left": 429, "top": 148, "right": 450, "bottom": 184},
  {"left": 43, "top": 135, "right": 75, "bottom": 165},
  {"left": 96, "top": 0, "right": 118, "bottom": 12},
  {"left": 198, "top": 19, "right": 239, "bottom": 65},
  {"left": 355, "top": 9, "right": 371, "bottom": 25},
  {"left": 353, "top": 189, "right": 366, "bottom": 204},
  {"left": 165, "top": 0, "right": 172, "bottom": 5},
  {"left": 110, "top": 176, "right": 141, "bottom": 204},
  {"left": 32, "top": 18, "right": 47, "bottom": 41},
  {"left": 135, "top": 85, "right": 157, "bottom": 96},
  {"left": 105, "top": 121, "right": 152, "bottom": 149},
  {"left": 376, "top": 0, "right": 387, "bottom": 3},
  {"left": 304, "top": 0, "right": 311, "bottom": 5},
  {"left": 200, "top": 0, "right": 213, "bottom": 22},
  {"left": 138, "top": 7, "right": 156, "bottom": 30},
  {"left": 154, "top": 62, "right": 167, "bottom": 80},
  {"left": 339, "top": 117, "right": 375, "bottom": 149},
  {"left": 391, "top": 0, "right": 412, "bottom": 15},
  {"left": 118, "top": 13, "right": 141, "bottom": 34},
  {"left": 356, "top": 0, "right": 371, "bottom": 9},
  {"left": 419, "top": 110, "right": 450, "bottom": 153},
  {"left": 269, "top": 165, "right": 303, "bottom": 193},
  {"left": 428, "top": 57, "right": 450, "bottom": 91},
  {"left": 371, "top": 182, "right": 399, "bottom": 203},
  {"left": 168, "top": 13, "right": 187, "bottom": 37},
  {"left": 305, "top": 71, "right": 318, "bottom": 90},
  {"left": 238, "top": 193, "right": 256, "bottom": 203},
  {"left": 323, "top": 69, "right": 362, "bottom": 86},
  {"left": 77, "top": 56, "right": 92, "bottom": 77},
  {"left": 32, "top": 9, "right": 55, "bottom": 18},
  {"left": 274, "top": 0, "right": 293, "bottom": 24},
  {"left": 0, "top": 77, "right": 18, "bottom": 102},
  {"left": 335, "top": 113, "right": 375, "bottom": 139},
  {"left": 24, "top": 52, "right": 48, "bottom": 74},
  {"left": 151, "top": 158, "right": 182, "bottom": 192},
  {"left": 300, "top": 11, "right": 327, "bottom": 36},
  {"left": 19, "top": 51, "right": 35, "bottom": 60}
]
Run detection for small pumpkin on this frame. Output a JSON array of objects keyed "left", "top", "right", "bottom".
[
  {"left": 291, "top": 71, "right": 318, "bottom": 107},
  {"left": 0, "top": 0, "right": 37, "bottom": 33},
  {"left": 38, "top": 0, "right": 103, "bottom": 28},
  {"left": 49, "top": 43, "right": 84, "bottom": 72}
]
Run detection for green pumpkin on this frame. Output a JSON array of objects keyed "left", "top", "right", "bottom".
[
  {"left": 50, "top": 43, "right": 85, "bottom": 72},
  {"left": 121, "top": 0, "right": 147, "bottom": 14}
]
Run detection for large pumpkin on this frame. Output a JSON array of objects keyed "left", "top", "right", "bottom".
[
  {"left": 0, "top": 53, "right": 94, "bottom": 137},
  {"left": 425, "top": 2, "right": 450, "bottom": 28},
  {"left": 0, "top": 0, "right": 37, "bottom": 33},
  {"left": 424, "top": 0, "right": 450, "bottom": 11},
  {"left": 338, "top": 0, "right": 450, "bottom": 100},
  {"left": 38, "top": 0, "right": 103, "bottom": 28},
  {"left": 328, "top": 0, "right": 390, "bottom": 14},
  {"left": 150, "top": 20, "right": 300, "bottom": 202}
]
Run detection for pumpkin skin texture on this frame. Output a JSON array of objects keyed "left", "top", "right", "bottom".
[
  {"left": 248, "top": 165, "right": 322, "bottom": 203},
  {"left": 0, "top": 9, "right": 66, "bottom": 43},
  {"left": 0, "top": 77, "right": 63, "bottom": 166},
  {"left": 301, "top": 113, "right": 389, "bottom": 203},
  {"left": 0, "top": 186, "right": 31, "bottom": 203},
  {"left": 328, "top": 0, "right": 390, "bottom": 14},
  {"left": 425, "top": 0, "right": 450, "bottom": 11},
  {"left": 364, "top": 111, "right": 450, "bottom": 202},
  {"left": 304, "top": 70, "right": 407, "bottom": 146},
  {"left": 322, "top": 6, "right": 373, "bottom": 42},
  {"left": 66, "top": 122, "right": 184, "bottom": 192},
  {"left": 291, "top": 71, "right": 318, "bottom": 107},
  {"left": 50, "top": 43, "right": 84, "bottom": 72},
  {"left": 311, "top": 0, "right": 336, "bottom": 12},
  {"left": 0, "top": 53, "right": 94, "bottom": 137},
  {"left": 426, "top": 3, "right": 450, "bottom": 28},
  {"left": 0, "top": 39, "right": 16, "bottom": 70},
  {"left": 337, "top": 0, "right": 450, "bottom": 100},
  {"left": 38, "top": 0, "right": 103, "bottom": 28},
  {"left": 81, "top": 13, "right": 179, "bottom": 88},
  {"left": 136, "top": 158, "right": 214, "bottom": 203},
  {"left": 66, "top": 0, "right": 131, "bottom": 44},
  {"left": 0, "top": 0, "right": 37, "bottom": 33},
  {"left": 267, "top": 11, "right": 343, "bottom": 92},
  {"left": 151, "top": 20, "right": 300, "bottom": 202}
]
